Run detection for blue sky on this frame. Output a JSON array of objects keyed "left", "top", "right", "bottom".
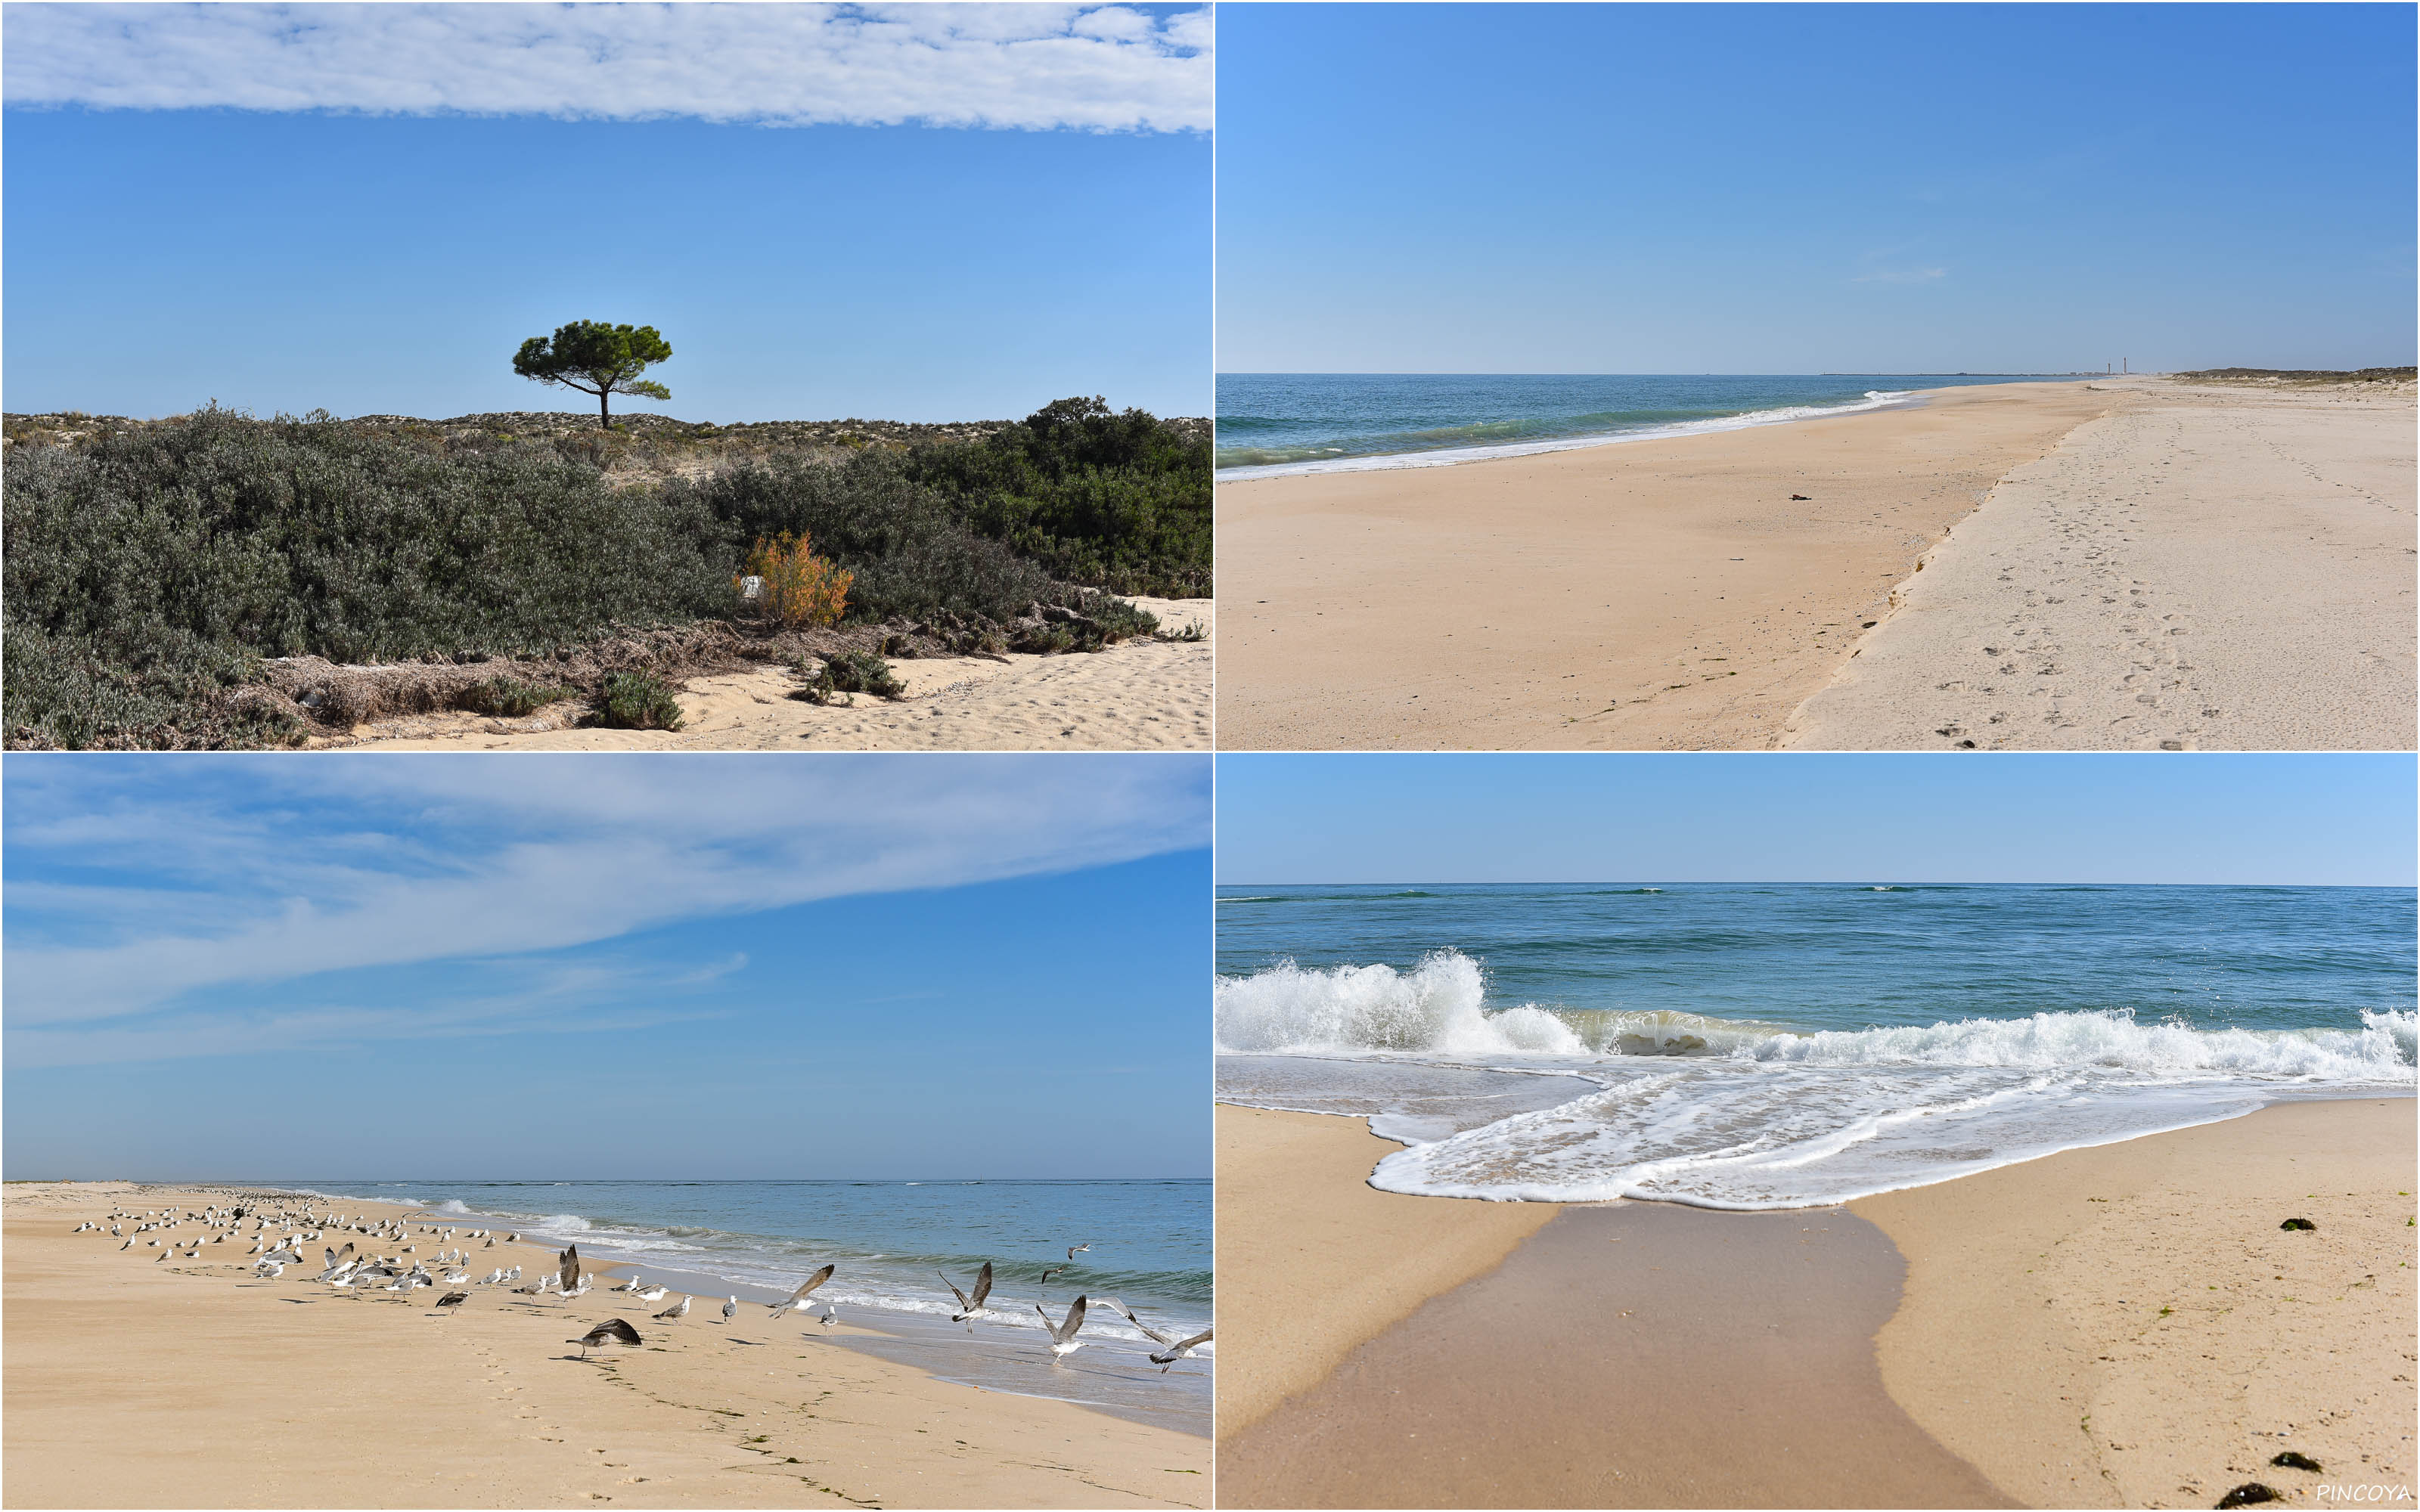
[
  {"left": 1216, "top": 754, "right": 2420, "bottom": 886},
  {"left": 1217, "top": 3, "right": 2415, "bottom": 374},
  {"left": 2, "top": 754, "right": 1210, "bottom": 1181},
  {"left": 3, "top": 4, "right": 1209, "bottom": 421}
]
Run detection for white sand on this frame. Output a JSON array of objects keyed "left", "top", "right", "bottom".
[
  {"left": 321, "top": 598, "right": 1211, "bottom": 751},
  {"left": 1786, "top": 380, "right": 2415, "bottom": 750}
]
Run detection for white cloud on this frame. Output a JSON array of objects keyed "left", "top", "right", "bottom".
[
  {"left": 3, "top": 754, "right": 1209, "bottom": 1042},
  {"left": 2, "top": 2, "right": 1212, "bottom": 132}
]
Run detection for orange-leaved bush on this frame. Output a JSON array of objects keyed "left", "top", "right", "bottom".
[{"left": 738, "top": 531, "right": 852, "bottom": 628}]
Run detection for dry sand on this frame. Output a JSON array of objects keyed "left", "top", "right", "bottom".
[
  {"left": 2, "top": 1183, "right": 1208, "bottom": 1510},
  {"left": 1214, "top": 1098, "right": 2415, "bottom": 1509},
  {"left": 318, "top": 598, "right": 1212, "bottom": 752},
  {"left": 1217, "top": 377, "right": 2415, "bottom": 751},
  {"left": 1216, "top": 383, "right": 2117, "bottom": 750},
  {"left": 1788, "top": 379, "right": 2416, "bottom": 749},
  {"left": 1852, "top": 1098, "right": 2418, "bottom": 1509}
]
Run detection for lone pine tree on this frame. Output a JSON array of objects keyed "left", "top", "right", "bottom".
[{"left": 513, "top": 321, "right": 673, "bottom": 429}]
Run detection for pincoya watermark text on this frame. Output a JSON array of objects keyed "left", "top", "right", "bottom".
[{"left": 2318, "top": 1486, "right": 2414, "bottom": 1502}]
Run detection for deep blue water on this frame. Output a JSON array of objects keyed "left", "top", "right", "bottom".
[
  {"left": 1214, "top": 373, "right": 2085, "bottom": 476},
  {"left": 1215, "top": 883, "right": 2415, "bottom": 1035}
]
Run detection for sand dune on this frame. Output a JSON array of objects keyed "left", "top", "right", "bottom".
[{"left": 318, "top": 598, "right": 1212, "bottom": 752}]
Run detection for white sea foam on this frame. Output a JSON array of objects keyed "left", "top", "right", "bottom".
[
  {"left": 1217, "top": 391, "right": 1916, "bottom": 482},
  {"left": 1217, "top": 956, "right": 2416, "bottom": 1208}
]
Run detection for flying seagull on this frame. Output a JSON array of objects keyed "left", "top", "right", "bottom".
[
  {"left": 939, "top": 1262, "right": 993, "bottom": 1330},
  {"left": 1100, "top": 1297, "right": 1212, "bottom": 1371},
  {"left": 1036, "top": 1295, "right": 1088, "bottom": 1359},
  {"left": 557, "top": 1245, "right": 582, "bottom": 1294},
  {"left": 569, "top": 1318, "right": 643, "bottom": 1358},
  {"left": 1066, "top": 1244, "right": 1092, "bottom": 1261},
  {"left": 768, "top": 1265, "right": 836, "bottom": 1318}
]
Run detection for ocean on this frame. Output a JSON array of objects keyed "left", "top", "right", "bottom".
[
  {"left": 285, "top": 1178, "right": 1210, "bottom": 1431},
  {"left": 1212, "top": 373, "right": 2084, "bottom": 479},
  {"left": 1214, "top": 884, "right": 2417, "bottom": 1210}
]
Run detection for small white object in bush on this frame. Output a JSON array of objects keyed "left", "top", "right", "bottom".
[{"left": 740, "top": 575, "right": 763, "bottom": 600}]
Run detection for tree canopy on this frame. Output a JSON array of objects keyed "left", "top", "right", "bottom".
[{"left": 512, "top": 321, "right": 673, "bottom": 429}]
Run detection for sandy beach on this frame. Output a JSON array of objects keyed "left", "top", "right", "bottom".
[
  {"left": 2, "top": 1183, "right": 1208, "bottom": 1510},
  {"left": 315, "top": 599, "right": 1212, "bottom": 752},
  {"left": 1788, "top": 379, "right": 2416, "bottom": 749},
  {"left": 1215, "top": 378, "right": 2414, "bottom": 751},
  {"left": 1213, "top": 1099, "right": 2415, "bottom": 1509}
]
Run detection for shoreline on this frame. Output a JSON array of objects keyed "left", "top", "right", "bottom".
[
  {"left": 1214, "top": 1097, "right": 2415, "bottom": 1508},
  {"left": 3, "top": 1181, "right": 1208, "bottom": 1509},
  {"left": 1216, "top": 378, "right": 2121, "bottom": 750},
  {"left": 1213, "top": 385, "right": 1931, "bottom": 481},
  {"left": 1215, "top": 374, "right": 2415, "bottom": 751}
]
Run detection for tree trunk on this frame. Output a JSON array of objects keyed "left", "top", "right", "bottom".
[{"left": 597, "top": 389, "right": 611, "bottom": 432}]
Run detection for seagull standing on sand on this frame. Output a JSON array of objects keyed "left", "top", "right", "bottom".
[
  {"left": 434, "top": 1291, "right": 470, "bottom": 1316},
  {"left": 1036, "top": 1295, "right": 1088, "bottom": 1359},
  {"left": 654, "top": 1294, "right": 690, "bottom": 1322},
  {"left": 722, "top": 1296, "right": 738, "bottom": 1323},
  {"left": 768, "top": 1265, "right": 836, "bottom": 1318},
  {"left": 635, "top": 1284, "right": 669, "bottom": 1304},
  {"left": 939, "top": 1262, "right": 993, "bottom": 1330},
  {"left": 569, "top": 1318, "right": 643, "bottom": 1358}
]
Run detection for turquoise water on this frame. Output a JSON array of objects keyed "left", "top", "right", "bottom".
[
  {"left": 1215, "top": 885, "right": 2415, "bottom": 1208},
  {"left": 1214, "top": 373, "right": 2085, "bottom": 476}
]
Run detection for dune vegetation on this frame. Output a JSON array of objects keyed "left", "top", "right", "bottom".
[{"left": 2, "top": 396, "right": 1208, "bottom": 748}]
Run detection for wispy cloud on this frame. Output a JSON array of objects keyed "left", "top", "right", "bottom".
[
  {"left": 1854, "top": 267, "right": 1947, "bottom": 284},
  {"left": 2, "top": 3, "right": 1212, "bottom": 132},
  {"left": 3, "top": 754, "right": 1208, "bottom": 1064}
]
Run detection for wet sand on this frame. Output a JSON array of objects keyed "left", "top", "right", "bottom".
[
  {"left": 321, "top": 598, "right": 1212, "bottom": 751},
  {"left": 2, "top": 1182, "right": 1208, "bottom": 1510},
  {"left": 1787, "top": 380, "right": 2416, "bottom": 749},
  {"left": 1215, "top": 382, "right": 2118, "bottom": 750},
  {"left": 1217, "top": 1195, "right": 2010, "bottom": 1509},
  {"left": 1214, "top": 1098, "right": 2415, "bottom": 1509}
]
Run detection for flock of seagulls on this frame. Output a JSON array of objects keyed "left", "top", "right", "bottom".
[{"left": 75, "top": 1199, "right": 1208, "bottom": 1375}]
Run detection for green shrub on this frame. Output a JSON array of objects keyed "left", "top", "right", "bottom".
[
  {"left": 591, "top": 671, "right": 684, "bottom": 730},
  {"left": 461, "top": 675, "right": 572, "bottom": 718},
  {"left": 903, "top": 396, "right": 1210, "bottom": 597},
  {"left": 793, "top": 649, "right": 903, "bottom": 704}
]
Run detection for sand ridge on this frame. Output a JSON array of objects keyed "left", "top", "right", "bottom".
[
  {"left": 2, "top": 1182, "right": 1208, "bottom": 1510},
  {"left": 1786, "top": 379, "right": 2417, "bottom": 749},
  {"left": 318, "top": 598, "right": 1212, "bottom": 751}
]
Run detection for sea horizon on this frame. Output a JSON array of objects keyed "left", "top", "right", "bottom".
[{"left": 1213, "top": 370, "right": 2095, "bottom": 479}]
